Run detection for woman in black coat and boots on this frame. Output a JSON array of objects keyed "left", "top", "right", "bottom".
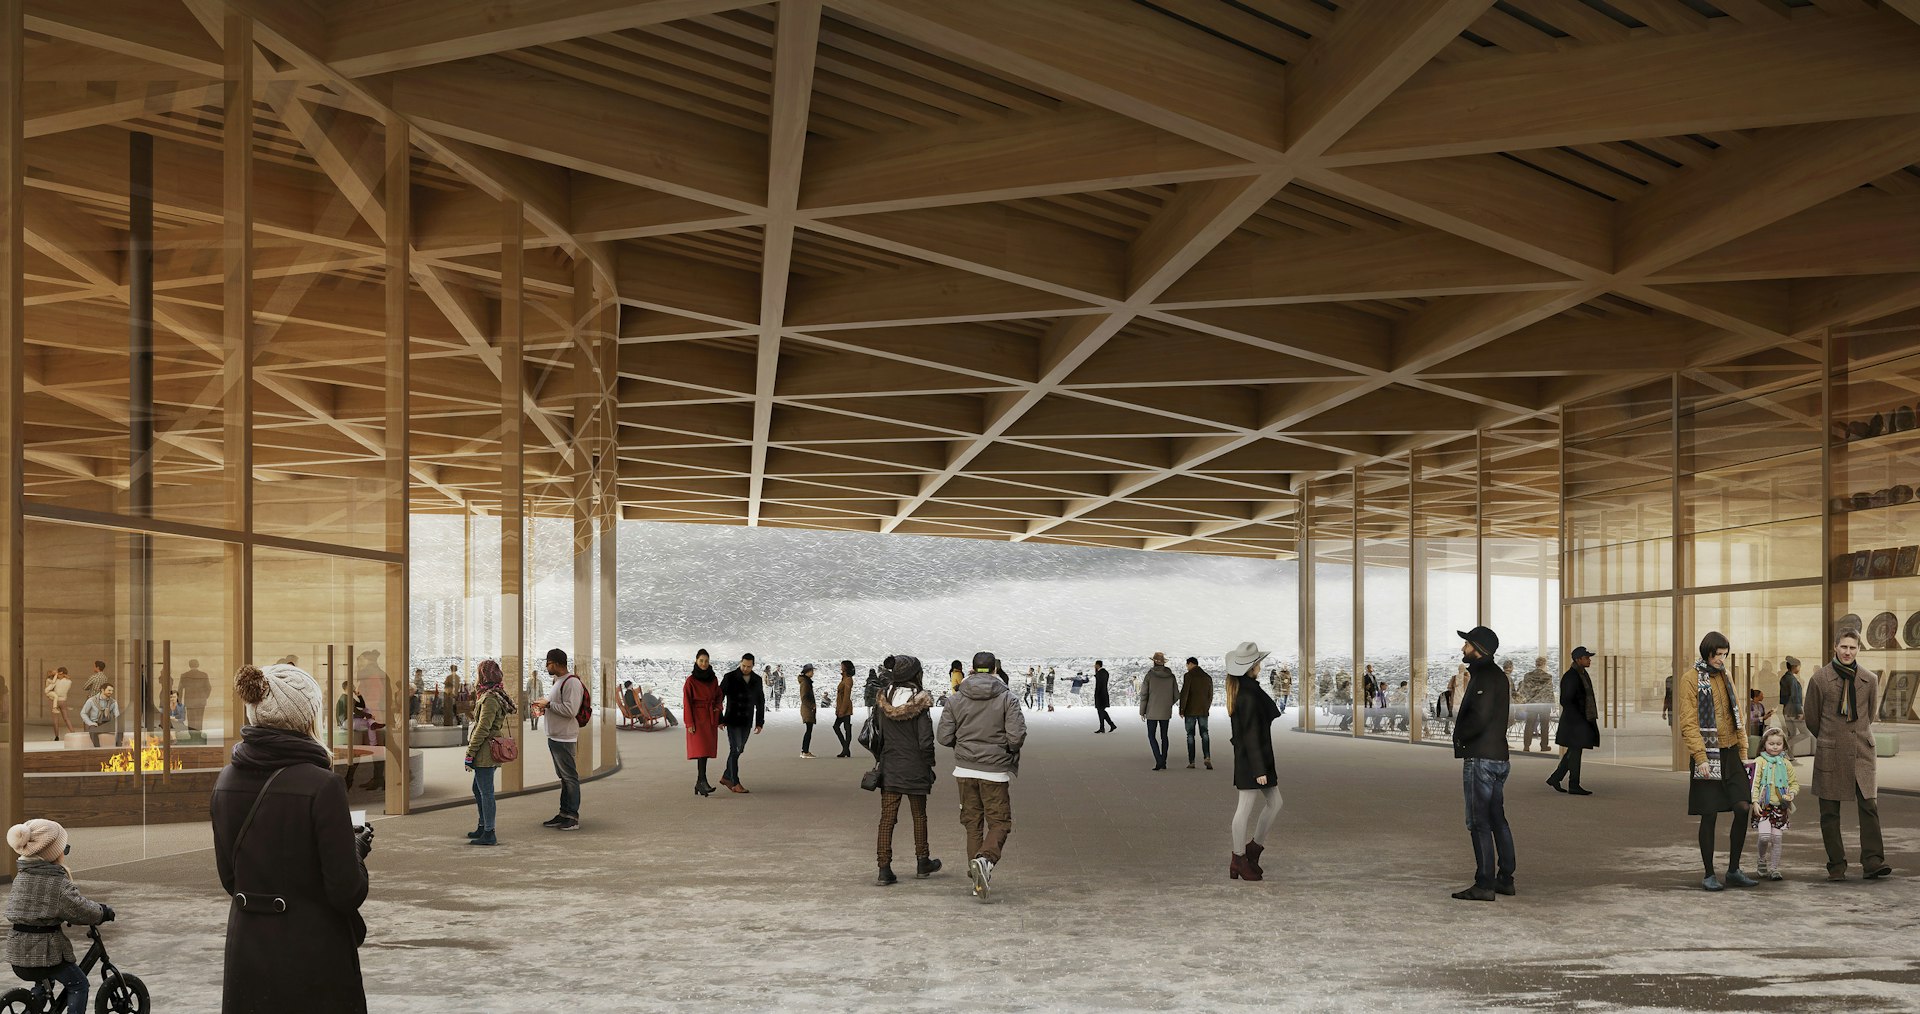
[
  {"left": 212, "top": 663, "right": 371, "bottom": 1013},
  {"left": 873, "top": 655, "right": 941, "bottom": 886},
  {"left": 1224, "top": 642, "right": 1281, "bottom": 882}
]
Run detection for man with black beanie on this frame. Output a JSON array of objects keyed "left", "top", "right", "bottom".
[{"left": 1451, "top": 625, "right": 1515, "bottom": 901}]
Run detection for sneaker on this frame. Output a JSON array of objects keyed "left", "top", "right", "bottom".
[
  {"left": 1203, "top": 759, "right": 1213, "bottom": 770},
  {"left": 800, "top": 752, "right": 815, "bottom": 759},
  {"left": 556, "top": 818, "right": 580, "bottom": 831},
  {"left": 1187, "top": 763, "right": 1195, "bottom": 769},
  {"left": 541, "top": 815, "right": 567, "bottom": 827},
  {"left": 1724, "top": 868, "right": 1759, "bottom": 888},
  {"left": 1865, "top": 865, "right": 1893, "bottom": 880},
  {"left": 1701, "top": 874, "right": 1724, "bottom": 891},
  {"left": 969, "top": 856, "right": 993, "bottom": 900},
  {"left": 1767, "top": 869, "right": 1784, "bottom": 881}
]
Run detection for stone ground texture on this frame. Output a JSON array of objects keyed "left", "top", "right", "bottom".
[{"left": 77, "top": 708, "right": 1920, "bottom": 1012}]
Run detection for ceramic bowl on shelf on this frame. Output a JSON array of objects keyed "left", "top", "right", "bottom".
[
  {"left": 1849, "top": 420, "right": 1872, "bottom": 440},
  {"left": 1893, "top": 485, "right": 1915, "bottom": 506},
  {"left": 1872, "top": 488, "right": 1892, "bottom": 509},
  {"left": 1838, "top": 613, "right": 1863, "bottom": 640},
  {"left": 1869, "top": 412, "right": 1887, "bottom": 438},
  {"left": 1907, "top": 611, "right": 1920, "bottom": 652},
  {"left": 1868, "top": 611, "right": 1901, "bottom": 650},
  {"left": 1896, "top": 405, "right": 1917, "bottom": 433},
  {"left": 1831, "top": 496, "right": 1853, "bottom": 514},
  {"left": 1854, "top": 492, "right": 1873, "bottom": 511}
]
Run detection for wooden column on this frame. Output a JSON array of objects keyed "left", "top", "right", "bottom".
[
  {"left": 1670, "top": 373, "right": 1686, "bottom": 771},
  {"left": 570, "top": 262, "right": 594, "bottom": 771},
  {"left": 1476, "top": 429, "right": 1491, "bottom": 625},
  {"left": 499, "top": 199, "right": 526, "bottom": 793},
  {"left": 1351, "top": 466, "right": 1364, "bottom": 738},
  {"left": 382, "top": 113, "right": 410, "bottom": 815},
  {"left": 1297, "top": 483, "right": 1315, "bottom": 731},
  {"left": 221, "top": 14, "right": 253, "bottom": 743},
  {"left": 1, "top": 0, "right": 25, "bottom": 826},
  {"left": 597, "top": 287, "right": 619, "bottom": 773},
  {"left": 1408, "top": 453, "right": 1426, "bottom": 744}
]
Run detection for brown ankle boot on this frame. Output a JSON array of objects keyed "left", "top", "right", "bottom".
[
  {"left": 1243, "top": 840, "right": 1265, "bottom": 877},
  {"left": 1229, "top": 852, "right": 1262, "bottom": 881}
]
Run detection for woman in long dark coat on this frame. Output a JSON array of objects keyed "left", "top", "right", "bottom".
[
  {"left": 873, "top": 654, "right": 940, "bottom": 886},
  {"left": 682, "top": 650, "right": 722, "bottom": 797},
  {"left": 212, "top": 663, "right": 369, "bottom": 1014},
  {"left": 797, "top": 663, "right": 818, "bottom": 758},
  {"left": 1224, "top": 642, "right": 1279, "bottom": 883}
]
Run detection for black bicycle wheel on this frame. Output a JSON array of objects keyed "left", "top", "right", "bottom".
[
  {"left": 95, "top": 973, "right": 148, "bottom": 1014},
  {"left": 0, "top": 988, "right": 39, "bottom": 1014}
]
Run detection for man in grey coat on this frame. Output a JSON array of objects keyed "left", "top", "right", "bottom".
[
  {"left": 1138, "top": 652, "right": 1178, "bottom": 771},
  {"left": 938, "top": 651, "right": 1027, "bottom": 901},
  {"left": 1804, "top": 630, "right": 1890, "bottom": 881}
]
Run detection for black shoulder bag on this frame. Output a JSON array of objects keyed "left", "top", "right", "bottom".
[{"left": 858, "top": 709, "right": 885, "bottom": 791}]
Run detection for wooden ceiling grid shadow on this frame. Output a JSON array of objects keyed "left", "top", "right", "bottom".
[{"left": 17, "top": 0, "right": 1920, "bottom": 557}]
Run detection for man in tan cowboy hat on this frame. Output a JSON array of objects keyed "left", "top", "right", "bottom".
[{"left": 1138, "top": 652, "right": 1179, "bottom": 771}]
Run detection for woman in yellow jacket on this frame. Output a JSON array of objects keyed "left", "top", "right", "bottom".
[{"left": 1678, "top": 631, "right": 1753, "bottom": 891}]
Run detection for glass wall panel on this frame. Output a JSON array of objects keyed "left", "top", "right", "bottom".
[
  {"left": 1361, "top": 463, "right": 1411, "bottom": 740},
  {"left": 1415, "top": 439, "right": 1477, "bottom": 743},
  {"left": 1573, "top": 596, "right": 1675, "bottom": 768},
  {"left": 1830, "top": 329, "right": 1920, "bottom": 789},
  {"left": 1308, "top": 475, "right": 1354, "bottom": 733}
]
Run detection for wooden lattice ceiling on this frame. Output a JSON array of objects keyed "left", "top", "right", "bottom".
[{"left": 16, "top": 0, "right": 1920, "bottom": 559}]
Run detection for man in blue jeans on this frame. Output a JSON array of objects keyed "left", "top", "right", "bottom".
[
  {"left": 531, "top": 648, "right": 583, "bottom": 830},
  {"left": 1451, "top": 625, "right": 1514, "bottom": 901}
]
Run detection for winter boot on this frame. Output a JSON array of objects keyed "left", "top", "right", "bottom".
[
  {"left": 1243, "top": 840, "right": 1265, "bottom": 877},
  {"left": 876, "top": 864, "right": 898, "bottom": 886},
  {"left": 916, "top": 857, "right": 943, "bottom": 879},
  {"left": 469, "top": 828, "right": 498, "bottom": 846},
  {"left": 1229, "top": 852, "right": 1261, "bottom": 881},
  {"left": 466, "top": 825, "right": 485, "bottom": 839}
]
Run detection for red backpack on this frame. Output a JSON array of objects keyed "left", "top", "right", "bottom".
[{"left": 563, "top": 674, "right": 592, "bottom": 724}]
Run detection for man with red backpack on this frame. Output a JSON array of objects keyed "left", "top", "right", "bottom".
[{"left": 531, "top": 648, "right": 588, "bottom": 831}]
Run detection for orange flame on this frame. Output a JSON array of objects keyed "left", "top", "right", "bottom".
[{"left": 100, "top": 737, "right": 185, "bottom": 773}]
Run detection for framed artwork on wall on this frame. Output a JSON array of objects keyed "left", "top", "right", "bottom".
[
  {"left": 1870, "top": 548, "right": 1895, "bottom": 580},
  {"left": 1851, "top": 552, "right": 1873, "bottom": 580},
  {"left": 1895, "top": 545, "right": 1919, "bottom": 578}
]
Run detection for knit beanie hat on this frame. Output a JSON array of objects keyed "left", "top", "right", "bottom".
[
  {"left": 236, "top": 663, "right": 323, "bottom": 733},
  {"left": 8, "top": 818, "right": 68, "bottom": 862}
]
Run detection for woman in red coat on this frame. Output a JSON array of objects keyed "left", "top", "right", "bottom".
[{"left": 683, "top": 649, "right": 723, "bottom": 797}]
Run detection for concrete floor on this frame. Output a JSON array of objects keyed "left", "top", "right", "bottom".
[{"left": 69, "top": 706, "right": 1920, "bottom": 1012}]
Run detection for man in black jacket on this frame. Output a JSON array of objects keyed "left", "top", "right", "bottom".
[
  {"left": 1547, "top": 647, "right": 1599, "bottom": 795},
  {"left": 1091, "top": 661, "right": 1116, "bottom": 734},
  {"left": 717, "top": 653, "right": 765, "bottom": 793},
  {"left": 1452, "top": 625, "right": 1515, "bottom": 902}
]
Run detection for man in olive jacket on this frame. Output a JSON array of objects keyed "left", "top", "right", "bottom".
[
  {"left": 1178, "top": 657, "right": 1214, "bottom": 770},
  {"left": 1138, "top": 652, "right": 1178, "bottom": 771},
  {"left": 1452, "top": 625, "right": 1515, "bottom": 902},
  {"left": 1804, "top": 630, "right": 1890, "bottom": 881},
  {"left": 937, "top": 651, "right": 1027, "bottom": 901}
]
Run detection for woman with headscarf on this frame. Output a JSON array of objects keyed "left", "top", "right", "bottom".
[
  {"left": 212, "top": 663, "right": 370, "bottom": 1013},
  {"left": 1678, "top": 631, "right": 1755, "bottom": 891},
  {"left": 1224, "top": 642, "right": 1280, "bottom": 882},
  {"left": 462, "top": 660, "right": 516, "bottom": 846},
  {"left": 873, "top": 654, "right": 940, "bottom": 886},
  {"left": 682, "top": 650, "right": 722, "bottom": 797}
]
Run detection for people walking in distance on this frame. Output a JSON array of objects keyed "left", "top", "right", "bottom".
[
  {"left": 717, "top": 653, "right": 766, "bottom": 794},
  {"left": 797, "top": 664, "right": 818, "bottom": 758},
  {"left": 864, "top": 664, "right": 889, "bottom": 710},
  {"left": 1747, "top": 688, "right": 1770, "bottom": 734},
  {"left": 684, "top": 651, "right": 723, "bottom": 795},
  {"left": 1139, "top": 653, "right": 1177, "bottom": 771},
  {"left": 1750, "top": 726, "right": 1799, "bottom": 880},
  {"left": 1548, "top": 647, "right": 1599, "bottom": 795},
  {"left": 938, "top": 651, "right": 1025, "bottom": 901},
  {"left": 44, "top": 669, "right": 73, "bottom": 740},
  {"left": 769, "top": 664, "right": 785, "bottom": 712},
  {"left": 1451, "top": 626, "right": 1516, "bottom": 902},
  {"left": 524, "top": 668, "right": 542, "bottom": 730},
  {"left": 948, "top": 660, "right": 965, "bottom": 694},
  {"left": 1275, "top": 667, "right": 1292, "bottom": 715},
  {"left": 214, "top": 662, "right": 372, "bottom": 1014},
  {"left": 1180, "top": 657, "right": 1214, "bottom": 770},
  {"left": 1042, "top": 668, "right": 1055, "bottom": 710},
  {"left": 1224, "top": 642, "right": 1280, "bottom": 883},
  {"left": 1778, "top": 656, "right": 1806, "bottom": 753},
  {"left": 6, "top": 818, "right": 114, "bottom": 1014},
  {"left": 833, "top": 661, "right": 855, "bottom": 758},
  {"left": 463, "top": 659, "right": 515, "bottom": 846},
  {"left": 873, "top": 655, "right": 940, "bottom": 886},
  {"left": 1021, "top": 675, "right": 1035, "bottom": 709},
  {"left": 530, "top": 648, "right": 585, "bottom": 830},
  {"left": 1680, "top": 631, "right": 1755, "bottom": 891},
  {"left": 1091, "top": 660, "right": 1117, "bottom": 734},
  {"left": 1520, "top": 657, "right": 1553, "bottom": 751},
  {"left": 1804, "top": 629, "right": 1891, "bottom": 881}
]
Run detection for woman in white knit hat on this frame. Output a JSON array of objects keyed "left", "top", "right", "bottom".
[
  {"left": 4, "top": 817, "right": 112, "bottom": 1013},
  {"left": 211, "top": 663, "right": 371, "bottom": 1013}
]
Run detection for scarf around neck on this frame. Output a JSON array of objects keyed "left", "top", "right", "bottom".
[
  {"left": 1755, "top": 751, "right": 1793, "bottom": 805},
  {"left": 1694, "top": 659, "right": 1738, "bottom": 761},
  {"left": 1832, "top": 658, "right": 1858, "bottom": 720}
]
